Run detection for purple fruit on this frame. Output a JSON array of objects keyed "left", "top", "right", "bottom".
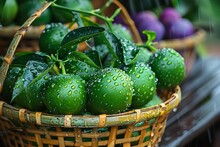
[
  {"left": 166, "top": 18, "right": 194, "bottom": 39},
  {"left": 159, "top": 7, "right": 181, "bottom": 27},
  {"left": 131, "top": 11, "right": 158, "bottom": 24},
  {"left": 137, "top": 20, "right": 165, "bottom": 42},
  {"left": 113, "top": 15, "right": 127, "bottom": 26}
]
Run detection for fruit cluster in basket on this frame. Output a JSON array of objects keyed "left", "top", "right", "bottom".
[
  {"left": 114, "top": 7, "right": 195, "bottom": 42},
  {"left": 0, "top": 1, "right": 185, "bottom": 116},
  {"left": 0, "top": 0, "right": 93, "bottom": 26}
]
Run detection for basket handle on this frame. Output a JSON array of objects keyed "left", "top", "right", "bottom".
[{"left": 0, "top": 1, "right": 53, "bottom": 94}]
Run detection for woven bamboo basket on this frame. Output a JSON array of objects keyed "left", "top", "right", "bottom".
[{"left": 0, "top": 1, "right": 181, "bottom": 146}]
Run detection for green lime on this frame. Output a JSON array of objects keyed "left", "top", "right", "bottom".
[
  {"left": 0, "top": 0, "right": 18, "bottom": 26},
  {"left": 42, "top": 74, "right": 86, "bottom": 115},
  {"left": 149, "top": 48, "right": 185, "bottom": 89},
  {"left": 125, "top": 63, "right": 157, "bottom": 108},
  {"left": 12, "top": 74, "right": 50, "bottom": 111},
  {"left": 1, "top": 66, "right": 24, "bottom": 102},
  {"left": 39, "top": 23, "right": 70, "bottom": 55},
  {"left": 16, "top": 0, "right": 51, "bottom": 26},
  {"left": 86, "top": 68, "right": 133, "bottom": 114},
  {"left": 52, "top": 0, "right": 93, "bottom": 23}
]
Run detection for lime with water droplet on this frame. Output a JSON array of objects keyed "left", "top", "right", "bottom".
[
  {"left": 125, "top": 62, "right": 157, "bottom": 108},
  {"left": 39, "top": 23, "right": 70, "bottom": 56},
  {"left": 86, "top": 68, "right": 133, "bottom": 114},
  {"left": 42, "top": 74, "right": 86, "bottom": 115},
  {"left": 149, "top": 48, "right": 185, "bottom": 89}
]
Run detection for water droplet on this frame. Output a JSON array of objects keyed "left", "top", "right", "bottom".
[
  {"left": 150, "top": 87, "right": 154, "bottom": 91},
  {"left": 167, "top": 61, "right": 172, "bottom": 65},
  {"left": 113, "top": 76, "right": 117, "bottom": 81},
  {"left": 68, "top": 90, "right": 72, "bottom": 95},
  {"left": 136, "top": 74, "right": 140, "bottom": 78}
]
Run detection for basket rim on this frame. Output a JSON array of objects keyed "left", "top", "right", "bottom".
[
  {"left": 0, "top": 25, "right": 46, "bottom": 39},
  {"left": 0, "top": 86, "right": 181, "bottom": 128},
  {"left": 154, "top": 29, "right": 206, "bottom": 50}
]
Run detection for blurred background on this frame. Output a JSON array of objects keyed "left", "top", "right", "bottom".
[{"left": 118, "top": 0, "right": 220, "bottom": 56}]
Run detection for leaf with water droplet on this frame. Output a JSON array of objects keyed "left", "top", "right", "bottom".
[
  {"left": 67, "top": 51, "right": 100, "bottom": 69},
  {"left": 61, "top": 26, "right": 105, "bottom": 49},
  {"left": 11, "top": 61, "right": 54, "bottom": 111},
  {"left": 12, "top": 51, "right": 49, "bottom": 66}
]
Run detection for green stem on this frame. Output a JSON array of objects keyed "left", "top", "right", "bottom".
[
  {"left": 51, "top": 2, "right": 114, "bottom": 32},
  {"left": 52, "top": 64, "right": 60, "bottom": 75},
  {"left": 99, "top": 0, "right": 113, "bottom": 12},
  {"left": 137, "top": 44, "right": 158, "bottom": 52},
  {"left": 148, "top": 45, "right": 158, "bottom": 52},
  {"left": 59, "top": 61, "right": 66, "bottom": 75}
]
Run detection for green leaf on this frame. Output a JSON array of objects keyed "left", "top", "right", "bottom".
[
  {"left": 94, "top": 31, "right": 122, "bottom": 63},
  {"left": 12, "top": 52, "right": 49, "bottom": 66},
  {"left": 61, "top": 26, "right": 105, "bottom": 49},
  {"left": 142, "top": 30, "right": 156, "bottom": 45},
  {"left": 102, "top": 53, "right": 117, "bottom": 68},
  {"left": 128, "top": 47, "right": 152, "bottom": 65},
  {"left": 11, "top": 61, "right": 53, "bottom": 111},
  {"left": 104, "top": 31, "right": 123, "bottom": 61},
  {"left": 92, "top": 44, "right": 109, "bottom": 62},
  {"left": 12, "top": 61, "right": 48, "bottom": 99},
  {"left": 84, "top": 49, "right": 102, "bottom": 68},
  {"left": 120, "top": 38, "right": 139, "bottom": 65},
  {"left": 67, "top": 51, "right": 100, "bottom": 69}
]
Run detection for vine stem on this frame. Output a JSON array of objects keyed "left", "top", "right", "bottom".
[
  {"left": 137, "top": 44, "right": 158, "bottom": 53},
  {"left": 59, "top": 61, "right": 66, "bottom": 75},
  {"left": 51, "top": 3, "right": 113, "bottom": 32},
  {"left": 0, "top": 1, "right": 53, "bottom": 94}
]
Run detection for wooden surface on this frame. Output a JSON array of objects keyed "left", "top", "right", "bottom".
[{"left": 160, "top": 56, "right": 220, "bottom": 147}]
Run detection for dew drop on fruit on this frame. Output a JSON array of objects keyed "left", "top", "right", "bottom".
[
  {"left": 163, "top": 57, "right": 168, "bottom": 61},
  {"left": 71, "top": 85, "right": 75, "bottom": 89},
  {"left": 150, "top": 87, "right": 154, "bottom": 91},
  {"left": 107, "top": 79, "right": 111, "bottom": 83},
  {"left": 68, "top": 90, "right": 72, "bottom": 95},
  {"left": 136, "top": 74, "right": 140, "bottom": 78},
  {"left": 167, "top": 61, "right": 172, "bottom": 65},
  {"left": 113, "top": 76, "right": 117, "bottom": 81},
  {"left": 139, "top": 70, "right": 143, "bottom": 74}
]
